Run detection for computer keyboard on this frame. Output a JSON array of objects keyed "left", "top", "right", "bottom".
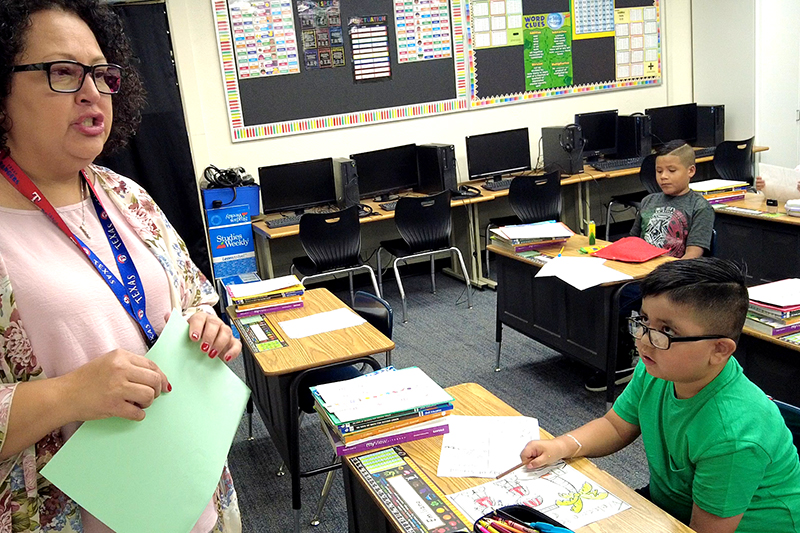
[
  {"left": 379, "top": 201, "right": 398, "bottom": 211},
  {"left": 694, "top": 146, "right": 716, "bottom": 158},
  {"left": 589, "top": 156, "right": 646, "bottom": 172},
  {"left": 265, "top": 215, "right": 303, "bottom": 229},
  {"left": 482, "top": 179, "right": 513, "bottom": 191}
]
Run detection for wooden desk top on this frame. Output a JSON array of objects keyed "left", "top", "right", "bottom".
[
  {"left": 488, "top": 234, "right": 673, "bottom": 279},
  {"left": 742, "top": 326, "right": 800, "bottom": 353},
  {"left": 228, "top": 288, "right": 395, "bottom": 376},
  {"left": 346, "top": 383, "right": 695, "bottom": 533},
  {"left": 713, "top": 193, "right": 800, "bottom": 227},
  {"left": 253, "top": 192, "right": 494, "bottom": 239}
]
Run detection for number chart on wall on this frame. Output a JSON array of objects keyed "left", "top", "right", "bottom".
[{"left": 213, "top": 0, "right": 661, "bottom": 141}]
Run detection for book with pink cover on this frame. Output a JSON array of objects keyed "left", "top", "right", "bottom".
[{"left": 591, "top": 236, "right": 669, "bottom": 263}]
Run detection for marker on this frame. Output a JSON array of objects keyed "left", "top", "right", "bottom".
[{"left": 557, "top": 245, "right": 565, "bottom": 257}]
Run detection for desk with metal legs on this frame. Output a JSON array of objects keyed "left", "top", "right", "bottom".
[
  {"left": 489, "top": 236, "right": 671, "bottom": 410},
  {"left": 229, "top": 288, "right": 395, "bottom": 533}
]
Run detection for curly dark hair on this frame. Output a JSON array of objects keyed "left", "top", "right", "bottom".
[{"left": 0, "top": 0, "right": 146, "bottom": 155}]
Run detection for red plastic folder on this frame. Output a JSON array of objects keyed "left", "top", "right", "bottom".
[{"left": 591, "top": 236, "right": 669, "bottom": 263}]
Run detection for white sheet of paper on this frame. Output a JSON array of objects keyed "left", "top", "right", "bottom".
[
  {"left": 278, "top": 307, "right": 365, "bottom": 339},
  {"left": 491, "top": 30, "right": 507, "bottom": 46},
  {"left": 227, "top": 274, "right": 299, "bottom": 298},
  {"left": 760, "top": 163, "right": 800, "bottom": 204},
  {"left": 474, "top": 17, "right": 491, "bottom": 32},
  {"left": 535, "top": 256, "right": 633, "bottom": 291},
  {"left": 615, "top": 23, "right": 628, "bottom": 37},
  {"left": 689, "top": 179, "right": 750, "bottom": 192},
  {"left": 447, "top": 462, "right": 631, "bottom": 530},
  {"left": 474, "top": 32, "right": 491, "bottom": 47},
  {"left": 472, "top": 2, "right": 490, "bottom": 17},
  {"left": 499, "top": 222, "right": 572, "bottom": 240},
  {"left": 491, "top": 15, "right": 506, "bottom": 30},
  {"left": 748, "top": 278, "right": 800, "bottom": 308},
  {"left": 437, "top": 416, "right": 539, "bottom": 478}
]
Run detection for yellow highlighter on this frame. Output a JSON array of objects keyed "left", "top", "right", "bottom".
[{"left": 557, "top": 245, "right": 565, "bottom": 257}]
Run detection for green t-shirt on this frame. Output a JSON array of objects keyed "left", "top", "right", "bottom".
[{"left": 614, "top": 358, "right": 800, "bottom": 532}]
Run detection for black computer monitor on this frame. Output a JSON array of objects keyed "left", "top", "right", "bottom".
[
  {"left": 465, "top": 127, "right": 531, "bottom": 180},
  {"left": 645, "top": 103, "right": 698, "bottom": 146},
  {"left": 574, "top": 110, "right": 618, "bottom": 159},
  {"left": 350, "top": 144, "right": 419, "bottom": 201},
  {"left": 258, "top": 157, "right": 337, "bottom": 214}
]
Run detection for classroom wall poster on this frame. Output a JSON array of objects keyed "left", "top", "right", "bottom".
[
  {"left": 228, "top": 0, "right": 300, "bottom": 78},
  {"left": 523, "top": 12, "right": 572, "bottom": 92},
  {"left": 472, "top": 0, "right": 524, "bottom": 49},
  {"left": 297, "top": 0, "right": 345, "bottom": 69},
  {"left": 571, "top": 0, "right": 614, "bottom": 40},
  {"left": 614, "top": 6, "right": 660, "bottom": 79},
  {"left": 348, "top": 15, "right": 392, "bottom": 82},
  {"left": 394, "top": 0, "right": 454, "bottom": 63}
]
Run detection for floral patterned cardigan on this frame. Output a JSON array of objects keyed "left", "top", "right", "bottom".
[{"left": 0, "top": 165, "right": 241, "bottom": 532}]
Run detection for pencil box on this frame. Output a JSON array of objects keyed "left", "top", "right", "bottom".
[{"left": 473, "top": 504, "right": 574, "bottom": 533}]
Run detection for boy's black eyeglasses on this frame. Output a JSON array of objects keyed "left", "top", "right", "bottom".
[
  {"left": 11, "top": 61, "right": 123, "bottom": 95},
  {"left": 626, "top": 317, "right": 729, "bottom": 350}
]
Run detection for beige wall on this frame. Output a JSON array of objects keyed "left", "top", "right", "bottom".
[{"left": 166, "top": 0, "right": 694, "bottom": 186}]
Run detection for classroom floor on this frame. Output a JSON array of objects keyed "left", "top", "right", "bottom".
[{"left": 226, "top": 271, "right": 649, "bottom": 532}]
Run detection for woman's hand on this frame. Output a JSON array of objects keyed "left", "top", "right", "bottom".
[
  {"left": 60, "top": 348, "right": 170, "bottom": 422},
  {"left": 184, "top": 311, "right": 242, "bottom": 362},
  {"left": 755, "top": 176, "right": 765, "bottom": 191},
  {"left": 520, "top": 437, "right": 572, "bottom": 469}
]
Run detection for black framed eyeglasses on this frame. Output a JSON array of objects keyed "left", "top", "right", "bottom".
[
  {"left": 626, "top": 317, "right": 729, "bottom": 350},
  {"left": 11, "top": 60, "right": 123, "bottom": 95}
]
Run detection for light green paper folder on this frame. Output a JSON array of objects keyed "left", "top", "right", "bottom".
[{"left": 41, "top": 309, "right": 251, "bottom": 533}]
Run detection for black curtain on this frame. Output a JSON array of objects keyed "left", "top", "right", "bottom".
[{"left": 97, "top": 3, "right": 211, "bottom": 279}]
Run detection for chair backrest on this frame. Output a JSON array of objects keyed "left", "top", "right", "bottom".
[
  {"left": 713, "top": 137, "right": 755, "bottom": 186},
  {"left": 772, "top": 398, "right": 800, "bottom": 456},
  {"left": 639, "top": 153, "right": 661, "bottom": 194},
  {"left": 298, "top": 205, "right": 361, "bottom": 271},
  {"left": 394, "top": 190, "right": 452, "bottom": 253},
  {"left": 507, "top": 170, "right": 562, "bottom": 223},
  {"left": 707, "top": 228, "right": 718, "bottom": 257},
  {"left": 352, "top": 291, "right": 393, "bottom": 340}
]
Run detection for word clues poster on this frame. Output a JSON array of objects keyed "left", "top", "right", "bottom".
[
  {"left": 523, "top": 12, "right": 573, "bottom": 91},
  {"left": 228, "top": 0, "right": 300, "bottom": 78}
]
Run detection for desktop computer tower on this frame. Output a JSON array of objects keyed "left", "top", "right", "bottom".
[
  {"left": 416, "top": 143, "right": 457, "bottom": 194},
  {"left": 617, "top": 114, "right": 652, "bottom": 158},
  {"left": 696, "top": 105, "right": 725, "bottom": 147},
  {"left": 332, "top": 157, "right": 360, "bottom": 209},
  {"left": 542, "top": 126, "right": 584, "bottom": 175}
]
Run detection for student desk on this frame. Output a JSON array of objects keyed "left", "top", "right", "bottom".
[
  {"left": 251, "top": 194, "right": 494, "bottom": 285},
  {"left": 735, "top": 327, "right": 800, "bottom": 406},
  {"left": 712, "top": 194, "right": 800, "bottom": 284},
  {"left": 342, "top": 382, "right": 696, "bottom": 533},
  {"left": 229, "top": 288, "right": 395, "bottom": 533},
  {"left": 488, "top": 235, "right": 672, "bottom": 409}
]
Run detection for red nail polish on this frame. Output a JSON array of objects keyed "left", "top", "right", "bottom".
[
  {"left": 191, "top": 332, "right": 200, "bottom": 341},
  {"left": 168, "top": 383, "right": 172, "bottom": 392},
  {"left": 210, "top": 349, "right": 218, "bottom": 358},
  {"left": 201, "top": 342, "right": 210, "bottom": 352},
  {"left": 224, "top": 354, "right": 232, "bottom": 362}
]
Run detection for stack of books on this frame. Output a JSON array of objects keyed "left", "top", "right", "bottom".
[
  {"left": 311, "top": 366, "right": 454, "bottom": 456},
  {"left": 745, "top": 279, "right": 800, "bottom": 337},
  {"left": 689, "top": 179, "right": 749, "bottom": 205},
  {"left": 489, "top": 221, "right": 574, "bottom": 254},
  {"left": 226, "top": 274, "right": 305, "bottom": 317}
]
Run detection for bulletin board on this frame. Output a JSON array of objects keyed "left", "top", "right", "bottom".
[{"left": 213, "top": 0, "right": 661, "bottom": 141}]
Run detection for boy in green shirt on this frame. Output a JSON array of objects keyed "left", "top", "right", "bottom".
[{"left": 521, "top": 258, "right": 800, "bottom": 532}]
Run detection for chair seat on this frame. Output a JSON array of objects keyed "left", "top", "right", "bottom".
[
  {"left": 380, "top": 238, "right": 436, "bottom": 258},
  {"left": 610, "top": 190, "right": 647, "bottom": 208},
  {"left": 488, "top": 214, "right": 522, "bottom": 228},
  {"left": 292, "top": 256, "right": 366, "bottom": 277}
]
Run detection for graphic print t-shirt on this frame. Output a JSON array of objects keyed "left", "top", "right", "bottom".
[{"left": 630, "top": 191, "right": 714, "bottom": 258}]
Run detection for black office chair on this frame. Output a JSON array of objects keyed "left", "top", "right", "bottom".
[
  {"left": 772, "top": 398, "right": 800, "bottom": 456},
  {"left": 707, "top": 229, "right": 718, "bottom": 257},
  {"left": 377, "top": 190, "right": 472, "bottom": 322},
  {"left": 713, "top": 137, "right": 755, "bottom": 186},
  {"left": 605, "top": 154, "right": 660, "bottom": 241},
  {"left": 291, "top": 205, "right": 380, "bottom": 305},
  {"left": 305, "top": 290, "right": 394, "bottom": 526},
  {"left": 484, "top": 170, "right": 562, "bottom": 278}
]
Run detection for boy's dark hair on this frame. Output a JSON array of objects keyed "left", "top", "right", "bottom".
[
  {"left": 639, "top": 258, "right": 749, "bottom": 342},
  {"left": 657, "top": 140, "right": 695, "bottom": 168},
  {"left": 0, "top": 0, "right": 146, "bottom": 155}
]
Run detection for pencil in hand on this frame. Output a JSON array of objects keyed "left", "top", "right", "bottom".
[{"left": 495, "top": 460, "right": 526, "bottom": 479}]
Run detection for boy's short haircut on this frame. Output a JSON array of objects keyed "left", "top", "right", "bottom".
[
  {"left": 657, "top": 140, "right": 695, "bottom": 168},
  {"left": 639, "top": 258, "right": 748, "bottom": 342}
]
